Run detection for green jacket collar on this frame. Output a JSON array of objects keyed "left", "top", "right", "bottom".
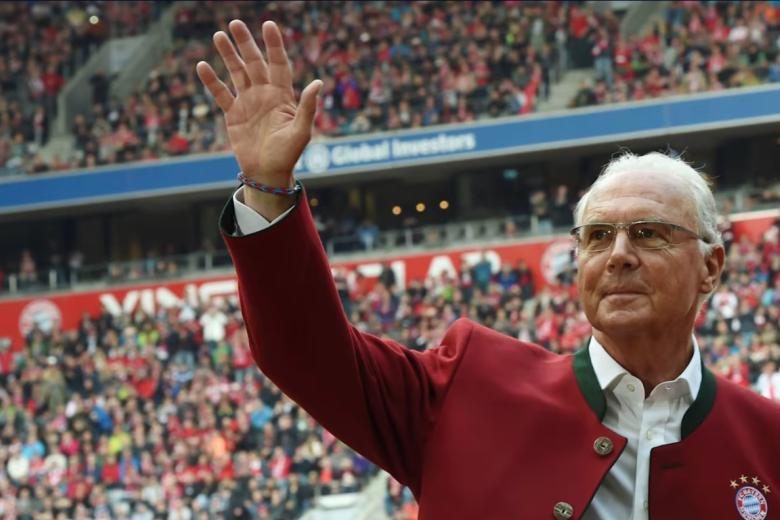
[{"left": 573, "top": 342, "right": 716, "bottom": 440}]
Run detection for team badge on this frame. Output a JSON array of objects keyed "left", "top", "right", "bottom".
[{"left": 730, "top": 474, "right": 770, "bottom": 520}]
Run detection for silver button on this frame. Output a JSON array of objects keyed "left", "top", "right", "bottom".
[
  {"left": 553, "top": 501, "right": 574, "bottom": 520},
  {"left": 593, "top": 436, "right": 614, "bottom": 456}
]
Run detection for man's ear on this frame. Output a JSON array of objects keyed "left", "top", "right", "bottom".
[{"left": 700, "top": 244, "right": 725, "bottom": 295}]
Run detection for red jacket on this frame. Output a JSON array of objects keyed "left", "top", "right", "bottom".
[{"left": 221, "top": 194, "right": 780, "bottom": 519}]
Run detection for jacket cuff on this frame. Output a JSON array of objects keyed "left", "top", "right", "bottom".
[{"left": 219, "top": 181, "right": 303, "bottom": 238}]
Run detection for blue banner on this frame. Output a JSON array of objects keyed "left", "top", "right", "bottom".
[{"left": 3, "top": 84, "right": 780, "bottom": 214}]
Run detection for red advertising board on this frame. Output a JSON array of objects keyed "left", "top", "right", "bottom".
[
  {"left": 0, "top": 236, "right": 569, "bottom": 350},
  {"left": 0, "top": 208, "right": 777, "bottom": 351},
  {"left": 0, "top": 276, "right": 240, "bottom": 352},
  {"left": 730, "top": 208, "right": 780, "bottom": 243}
]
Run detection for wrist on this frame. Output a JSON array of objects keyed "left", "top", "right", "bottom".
[
  {"left": 238, "top": 172, "right": 299, "bottom": 196},
  {"left": 242, "top": 185, "right": 297, "bottom": 221}
]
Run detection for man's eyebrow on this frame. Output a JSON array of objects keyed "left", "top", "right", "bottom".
[{"left": 583, "top": 215, "right": 667, "bottom": 223}]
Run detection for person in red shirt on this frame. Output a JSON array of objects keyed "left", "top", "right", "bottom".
[
  {"left": 101, "top": 454, "right": 121, "bottom": 488},
  {"left": 131, "top": 363, "right": 159, "bottom": 400},
  {"left": 59, "top": 431, "right": 80, "bottom": 457}
]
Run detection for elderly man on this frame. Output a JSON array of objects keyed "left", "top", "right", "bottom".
[{"left": 197, "top": 20, "right": 780, "bottom": 520}]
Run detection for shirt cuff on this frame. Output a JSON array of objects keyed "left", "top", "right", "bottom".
[{"left": 233, "top": 187, "right": 296, "bottom": 236}]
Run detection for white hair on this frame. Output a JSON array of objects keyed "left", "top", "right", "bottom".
[{"left": 574, "top": 151, "right": 723, "bottom": 257}]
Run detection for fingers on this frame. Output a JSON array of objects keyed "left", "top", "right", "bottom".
[
  {"left": 262, "top": 21, "right": 293, "bottom": 89},
  {"left": 199, "top": 19, "right": 310, "bottom": 120},
  {"left": 195, "top": 61, "right": 234, "bottom": 113},
  {"left": 293, "top": 79, "right": 323, "bottom": 137},
  {"left": 228, "top": 20, "right": 270, "bottom": 85},
  {"left": 213, "top": 31, "right": 252, "bottom": 93}
]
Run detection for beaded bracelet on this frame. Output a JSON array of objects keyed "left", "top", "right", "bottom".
[{"left": 237, "top": 172, "right": 301, "bottom": 196}]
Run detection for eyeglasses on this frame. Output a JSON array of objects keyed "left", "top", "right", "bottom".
[{"left": 570, "top": 220, "right": 705, "bottom": 252}]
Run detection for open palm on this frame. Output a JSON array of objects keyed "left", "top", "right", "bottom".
[{"left": 196, "top": 20, "right": 321, "bottom": 187}]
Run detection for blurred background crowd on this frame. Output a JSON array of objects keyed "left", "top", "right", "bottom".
[
  {"left": 0, "top": 296, "right": 376, "bottom": 519},
  {"left": 4, "top": 1, "right": 780, "bottom": 175},
  {"left": 570, "top": 1, "right": 780, "bottom": 106}
]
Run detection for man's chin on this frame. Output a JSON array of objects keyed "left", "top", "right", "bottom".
[{"left": 593, "top": 311, "right": 652, "bottom": 334}]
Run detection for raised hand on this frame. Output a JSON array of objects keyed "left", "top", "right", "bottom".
[{"left": 196, "top": 20, "right": 321, "bottom": 216}]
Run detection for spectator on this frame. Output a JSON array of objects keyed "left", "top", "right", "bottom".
[
  {"left": 379, "top": 263, "right": 396, "bottom": 290},
  {"left": 712, "top": 285, "right": 740, "bottom": 319},
  {"left": 756, "top": 360, "right": 780, "bottom": 401},
  {"left": 496, "top": 263, "right": 518, "bottom": 292},
  {"left": 356, "top": 219, "right": 380, "bottom": 251},
  {"left": 551, "top": 184, "right": 572, "bottom": 227},
  {"left": 18, "top": 249, "right": 38, "bottom": 288},
  {"left": 529, "top": 189, "right": 553, "bottom": 233},
  {"left": 471, "top": 252, "right": 493, "bottom": 293},
  {"left": 200, "top": 303, "right": 228, "bottom": 347},
  {"left": 592, "top": 28, "right": 614, "bottom": 87}
]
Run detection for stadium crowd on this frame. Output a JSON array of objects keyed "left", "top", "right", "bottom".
[
  {"left": 0, "top": 1, "right": 165, "bottom": 176},
  {"left": 572, "top": 1, "right": 780, "bottom": 107},
  {"left": 7, "top": 2, "right": 780, "bottom": 176},
  {"left": 6, "top": 0, "right": 580, "bottom": 175},
  {"left": 21, "top": 0, "right": 567, "bottom": 175},
  {"left": 1, "top": 213, "right": 778, "bottom": 519},
  {"left": 0, "top": 296, "right": 376, "bottom": 519}
]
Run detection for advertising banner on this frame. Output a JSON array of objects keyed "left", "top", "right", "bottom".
[{"left": 0, "top": 237, "right": 567, "bottom": 350}]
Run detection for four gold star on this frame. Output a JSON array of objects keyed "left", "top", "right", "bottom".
[{"left": 730, "top": 474, "right": 771, "bottom": 495}]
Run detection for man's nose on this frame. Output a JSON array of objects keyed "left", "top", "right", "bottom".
[{"left": 606, "top": 230, "right": 639, "bottom": 271}]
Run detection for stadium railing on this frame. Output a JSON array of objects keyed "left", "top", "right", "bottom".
[
  {"left": 0, "top": 212, "right": 539, "bottom": 296},
  {"left": 3, "top": 182, "right": 778, "bottom": 296}
]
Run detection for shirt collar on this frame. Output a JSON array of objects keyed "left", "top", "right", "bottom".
[{"left": 588, "top": 335, "right": 702, "bottom": 400}]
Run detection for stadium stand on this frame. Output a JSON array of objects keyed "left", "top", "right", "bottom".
[
  {"left": 0, "top": 296, "right": 376, "bottom": 519},
  {"left": 5, "top": 0, "right": 589, "bottom": 175},
  {"left": 571, "top": 1, "right": 780, "bottom": 106},
  {"left": 3, "top": 2, "right": 780, "bottom": 519},
  {"left": 0, "top": 1, "right": 166, "bottom": 176},
  {"left": 8, "top": 2, "right": 780, "bottom": 176}
]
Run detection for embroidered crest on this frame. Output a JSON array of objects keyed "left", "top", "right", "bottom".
[{"left": 735, "top": 485, "right": 768, "bottom": 520}]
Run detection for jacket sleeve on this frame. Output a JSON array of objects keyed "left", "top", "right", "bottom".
[{"left": 219, "top": 189, "right": 473, "bottom": 495}]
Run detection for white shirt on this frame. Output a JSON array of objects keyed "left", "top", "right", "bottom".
[
  {"left": 231, "top": 191, "right": 704, "bottom": 519},
  {"left": 232, "top": 187, "right": 293, "bottom": 235},
  {"left": 756, "top": 370, "right": 780, "bottom": 401},
  {"left": 583, "top": 337, "right": 701, "bottom": 520},
  {"left": 199, "top": 310, "right": 228, "bottom": 343}
]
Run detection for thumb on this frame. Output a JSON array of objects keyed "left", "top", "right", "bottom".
[{"left": 294, "top": 79, "right": 323, "bottom": 136}]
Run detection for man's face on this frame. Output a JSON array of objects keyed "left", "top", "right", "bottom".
[{"left": 575, "top": 170, "right": 719, "bottom": 338}]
